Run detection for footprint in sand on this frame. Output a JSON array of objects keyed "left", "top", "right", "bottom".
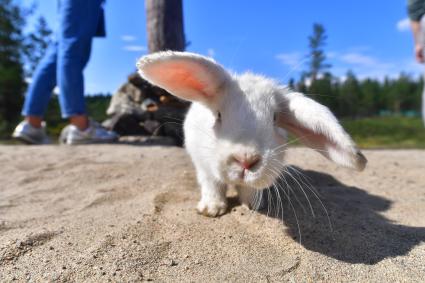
[
  {"left": 152, "top": 190, "right": 193, "bottom": 214},
  {"left": 82, "top": 188, "right": 133, "bottom": 210}
]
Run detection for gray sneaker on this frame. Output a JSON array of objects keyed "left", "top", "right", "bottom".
[
  {"left": 12, "top": 120, "right": 50, "bottom": 145},
  {"left": 59, "top": 119, "right": 118, "bottom": 145}
]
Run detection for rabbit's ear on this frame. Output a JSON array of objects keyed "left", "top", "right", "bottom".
[
  {"left": 137, "top": 51, "right": 231, "bottom": 106},
  {"left": 276, "top": 91, "right": 367, "bottom": 171}
]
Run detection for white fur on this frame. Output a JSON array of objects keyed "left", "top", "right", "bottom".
[{"left": 137, "top": 51, "right": 367, "bottom": 217}]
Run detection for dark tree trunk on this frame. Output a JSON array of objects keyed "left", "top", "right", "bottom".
[
  {"left": 104, "top": 0, "right": 188, "bottom": 145},
  {"left": 145, "top": 0, "right": 186, "bottom": 53}
]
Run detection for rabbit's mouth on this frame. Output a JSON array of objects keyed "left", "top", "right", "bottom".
[{"left": 225, "top": 162, "right": 278, "bottom": 189}]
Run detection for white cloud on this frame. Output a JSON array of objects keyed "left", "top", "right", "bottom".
[
  {"left": 327, "top": 51, "right": 337, "bottom": 59},
  {"left": 340, "top": 52, "right": 380, "bottom": 66},
  {"left": 333, "top": 52, "right": 421, "bottom": 81},
  {"left": 121, "top": 35, "right": 137, "bottom": 42},
  {"left": 396, "top": 18, "right": 410, "bottom": 32},
  {"left": 122, "top": 45, "right": 147, "bottom": 52},
  {"left": 333, "top": 52, "right": 394, "bottom": 79},
  {"left": 275, "top": 52, "right": 303, "bottom": 69},
  {"left": 207, "top": 48, "right": 215, "bottom": 57},
  {"left": 277, "top": 48, "right": 423, "bottom": 82},
  {"left": 402, "top": 59, "right": 424, "bottom": 73}
]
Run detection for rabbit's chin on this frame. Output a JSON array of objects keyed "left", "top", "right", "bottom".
[{"left": 225, "top": 165, "right": 281, "bottom": 190}]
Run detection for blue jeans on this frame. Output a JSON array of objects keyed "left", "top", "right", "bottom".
[{"left": 22, "top": 0, "right": 103, "bottom": 118}]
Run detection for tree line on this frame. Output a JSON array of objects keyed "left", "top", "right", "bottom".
[
  {"left": 293, "top": 23, "right": 423, "bottom": 119},
  {"left": 292, "top": 71, "right": 423, "bottom": 119}
]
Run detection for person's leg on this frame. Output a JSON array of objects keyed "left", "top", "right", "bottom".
[
  {"left": 56, "top": 0, "right": 103, "bottom": 130},
  {"left": 68, "top": 38, "right": 94, "bottom": 130},
  {"left": 21, "top": 42, "right": 58, "bottom": 128},
  {"left": 422, "top": 76, "right": 425, "bottom": 126}
]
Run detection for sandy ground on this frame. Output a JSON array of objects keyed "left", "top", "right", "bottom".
[{"left": 0, "top": 145, "right": 424, "bottom": 282}]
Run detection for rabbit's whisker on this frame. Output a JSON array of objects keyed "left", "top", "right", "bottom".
[
  {"left": 281, "top": 53, "right": 315, "bottom": 83},
  {"left": 268, "top": 160, "right": 333, "bottom": 233},
  {"left": 273, "top": 182, "right": 302, "bottom": 244},
  {"left": 287, "top": 166, "right": 333, "bottom": 232},
  {"left": 268, "top": 164, "right": 308, "bottom": 215},
  {"left": 282, "top": 166, "right": 316, "bottom": 217}
]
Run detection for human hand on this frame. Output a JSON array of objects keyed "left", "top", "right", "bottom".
[{"left": 415, "top": 43, "right": 425, "bottom": 63}]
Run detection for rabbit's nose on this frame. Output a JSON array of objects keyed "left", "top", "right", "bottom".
[{"left": 232, "top": 153, "right": 261, "bottom": 170}]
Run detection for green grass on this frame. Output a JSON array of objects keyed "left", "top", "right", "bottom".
[
  {"left": 341, "top": 116, "right": 425, "bottom": 149},
  {"left": 1, "top": 115, "right": 425, "bottom": 149}
]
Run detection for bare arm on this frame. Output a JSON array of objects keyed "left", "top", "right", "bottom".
[{"left": 411, "top": 20, "right": 425, "bottom": 63}]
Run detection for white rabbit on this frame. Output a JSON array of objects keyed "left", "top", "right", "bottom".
[{"left": 137, "top": 51, "right": 367, "bottom": 217}]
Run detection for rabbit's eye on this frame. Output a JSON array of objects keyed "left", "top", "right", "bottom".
[{"left": 217, "top": 111, "right": 222, "bottom": 122}]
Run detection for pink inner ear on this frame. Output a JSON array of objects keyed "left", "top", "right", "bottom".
[
  {"left": 286, "top": 123, "right": 331, "bottom": 149},
  {"left": 278, "top": 114, "right": 336, "bottom": 152},
  {"left": 145, "top": 62, "right": 210, "bottom": 99}
]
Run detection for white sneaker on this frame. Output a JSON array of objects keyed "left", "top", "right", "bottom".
[
  {"left": 59, "top": 119, "right": 118, "bottom": 145},
  {"left": 12, "top": 121, "right": 50, "bottom": 145}
]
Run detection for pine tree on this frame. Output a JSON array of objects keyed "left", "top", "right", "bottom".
[
  {"left": 308, "top": 72, "right": 336, "bottom": 112},
  {"left": 0, "top": 0, "right": 26, "bottom": 136},
  {"left": 306, "top": 23, "right": 331, "bottom": 82},
  {"left": 23, "top": 16, "right": 52, "bottom": 76},
  {"left": 359, "top": 78, "right": 381, "bottom": 117},
  {"left": 339, "top": 71, "right": 361, "bottom": 118}
]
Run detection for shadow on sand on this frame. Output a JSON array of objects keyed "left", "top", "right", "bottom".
[{"left": 257, "top": 166, "right": 425, "bottom": 264}]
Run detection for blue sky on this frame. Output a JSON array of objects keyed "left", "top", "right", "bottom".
[{"left": 20, "top": 0, "right": 423, "bottom": 94}]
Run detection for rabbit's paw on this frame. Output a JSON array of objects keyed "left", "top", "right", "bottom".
[{"left": 197, "top": 198, "right": 228, "bottom": 217}]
